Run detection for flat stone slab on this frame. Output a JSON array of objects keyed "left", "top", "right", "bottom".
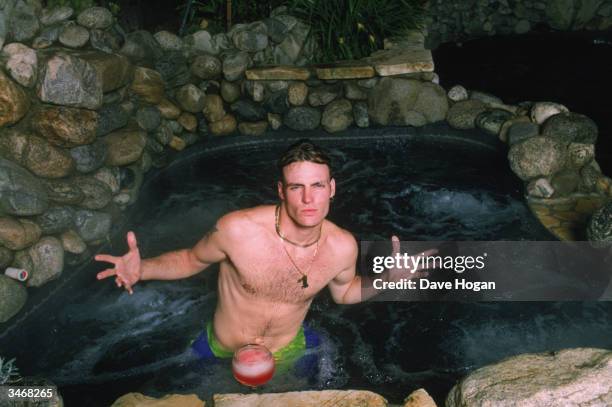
[
  {"left": 214, "top": 390, "right": 387, "bottom": 407},
  {"left": 314, "top": 63, "right": 375, "bottom": 80},
  {"left": 528, "top": 193, "right": 607, "bottom": 241},
  {"left": 245, "top": 65, "right": 311, "bottom": 81},
  {"left": 366, "top": 49, "right": 434, "bottom": 76}
]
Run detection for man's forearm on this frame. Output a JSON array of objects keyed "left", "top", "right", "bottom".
[
  {"left": 340, "top": 270, "right": 402, "bottom": 304},
  {"left": 140, "top": 249, "right": 210, "bottom": 281}
]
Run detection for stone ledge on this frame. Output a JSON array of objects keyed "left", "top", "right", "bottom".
[
  {"left": 314, "top": 62, "right": 376, "bottom": 80},
  {"left": 246, "top": 48, "right": 433, "bottom": 81},
  {"left": 214, "top": 390, "right": 387, "bottom": 406},
  {"left": 366, "top": 49, "right": 434, "bottom": 76},
  {"left": 245, "top": 66, "right": 311, "bottom": 81},
  {"left": 528, "top": 193, "right": 607, "bottom": 241}
]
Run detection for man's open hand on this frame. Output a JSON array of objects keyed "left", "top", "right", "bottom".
[
  {"left": 388, "top": 235, "right": 438, "bottom": 282},
  {"left": 95, "top": 231, "right": 142, "bottom": 295}
]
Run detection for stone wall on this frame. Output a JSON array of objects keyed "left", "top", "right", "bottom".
[{"left": 425, "top": 0, "right": 612, "bottom": 48}]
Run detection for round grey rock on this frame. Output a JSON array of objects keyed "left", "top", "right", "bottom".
[
  {"left": 263, "top": 90, "right": 290, "bottom": 114},
  {"left": 475, "top": 109, "right": 513, "bottom": 135},
  {"left": 322, "top": 99, "right": 353, "bottom": 133},
  {"left": 77, "top": 7, "right": 113, "bottom": 29},
  {"left": 74, "top": 209, "right": 111, "bottom": 243},
  {"left": 508, "top": 136, "right": 567, "bottom": 180},
  {"left": 74, "top": 176, "right": 112, "bottom": 210},
  {"left": 24, "top": 236, "right": 64, "bottom": 288},
  {"left": 542, "top": 112, "right": 598, "bottom": 144},
  {"left": 191, "top": 54, "right": 222, "bottom": 80},
  {"left": 222, "top": 51, "right": 251, "bottom": 82},
  {"left": 447, "top": 99, "right": 489, "bottom": 129},
  {"left": 58, "top": 22, "right": 90, "bottom": 48},
  {"left": 136, "top": 106, "right": 162, "bottom": 131},
  {"left": 284, "top": 107, "right": 321, "bottom": 131},
  {"left": 587, "top": 201, "right": 612, "bottom": 248},
  {"left": 69, "top": 140, "right": 108, "bottom": 173},
  {"left": 230, "top": 100, "right": 266, "bottom": 121},
  {"left": 34, "top": 206, "right": 75, "bottom": 234}
]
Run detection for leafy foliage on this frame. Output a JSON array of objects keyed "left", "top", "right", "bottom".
[
  {"left": 288, "top": 0, "right": 427, "bottom": 62},
  {"left": 0, "top": 357, "right": 21, "bottom": 385},
  {"left": 178, "top": 0, "right": 287, "bottom": 35},
  {"left": 44, "top": 0, "right": 120, "bottom": 15}
]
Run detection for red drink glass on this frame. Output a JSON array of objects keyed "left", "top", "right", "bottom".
[{"left": 232, "top": 344, "right": 275, "bottom": 387}]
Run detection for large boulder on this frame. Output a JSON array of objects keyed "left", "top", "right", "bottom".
[
  {"left": 42, "top": 178, "right": 84, "bottom": 205},
  {"left": 17, "top": 236, "right": 64, "bottom": 288},
  {"left": 77, "top": 7, "right": 113, "bottom": 29},
  {"left": 70, "top": 140, "right": 107, "bottom": 173},
  {"left": 31, "top": 106, "right": 98, "bottom": 147},
  {"left": 73, "top": 208, "right": 111, "bottom": 243},
  {"left": 24, "top": 135, "right": 75, "bottom": 178},
  {"left": 322, "top": 99, "right": 353, "bottom": 133},
  {"left": 191, "top": 54, "right": 222, "bottom": 80},
  {"left": 130, "top": 67, "right": 164, "bottom": 104},
  {"left": 37, "top": 52, "right": 103, "bottom": 109},
  {"left": 0, "top": 275, "right": 27, "bottom": 323},
  {"left": 0, "top": 217, "right": 41, "bottom": 250},
  {"left": 184, "top": 29, "right": 219, "bottom": 55},
  {"left": 7, "top": 0, "right": 40, "bottom": 42},
  {"left": 587, "top": 201, "right": 612, "bottom": 248},
  {"left": 104, "top": 129, "right": 146, "bottom": 166},
  {"left": 508, "top": 137, "right": 567, "bottom": 181},
  {"left": 0, "top": 69, "right": 30, "bottom": 127},
  {"left": 3, "top": 42, "right": 38, "bottom": 88},
  {"left": 74, "top": 175, "right": 112, "bottom": 210},
  {"left": 0, "top": 157, "right": 48, "bottom": 215},
  {"left": 34, "top": 206, "right": 75, "bottom": 234},
  {"left": 40, "top": 6, "right": 73, "bottom": 26},
  {"left": 446, "top": 348, "right": 612, "bottom": 407},
  {"left": 368, "top": 78, "right": 448, "bottom": 126},
  {"left": 222, "top": 51, "right": 251, "bottom": 82},
  {"left": 154, "top": 50, "right": 190, "bottom": 89},
  {"left": 119, "top": 30, "right": 162, "bottom": 67},
  {"left": 447, "top": 99, "right": 489, "bottom": 129},
  {"left": 542, "top": 112, "right": 598, "bottom": 144},
  {"left": 176, "top": 84, "right": 206, "bottom": 113},
  {"left": 58, "top": 21, "right": 90, "bottom": 48},
  {"left": 232, "top": 22, "right": 268, "bottom": 52},
  {"left": 284, "top": 107, "right": 321, "bottom": 131},
  {"left": 75, "top": 50, "right": 133, "bottom": 93}
]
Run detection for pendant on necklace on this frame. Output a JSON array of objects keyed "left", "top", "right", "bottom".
[{"left": 298, "top": 275, "right": 308, "bottom": 289}]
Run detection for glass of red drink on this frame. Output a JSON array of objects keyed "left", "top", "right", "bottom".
[{"left": 232, "top": 344, "right": 275, "bottom": 387}]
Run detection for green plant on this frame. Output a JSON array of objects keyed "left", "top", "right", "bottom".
[
  {"left": 288, "top": 0, "right": 427, "bottom": 62},
  {"left": 0, "top": 357, "right": 22, "bottom": 385},
  {"left": 45, "top": 0, "right": 97, "bottom": 13},
  {"left": 178, "top": 0, "right": 289, "bottom": 35}
]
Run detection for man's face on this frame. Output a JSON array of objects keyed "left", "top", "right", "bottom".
[{"left": 278, "top": 161, "right": 335, "bottom": 227}]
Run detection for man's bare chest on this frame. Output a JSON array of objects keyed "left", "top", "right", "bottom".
[{"left": 226, "top": 242, "right": 337, "bottom": 303}]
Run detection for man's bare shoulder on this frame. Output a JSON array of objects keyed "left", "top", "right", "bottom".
[
  {"left": 323, "top": 220, "right": 358, "bottom": 259},
  {"left": 217, "top": 205, "right": 275, "bottom": 237}
]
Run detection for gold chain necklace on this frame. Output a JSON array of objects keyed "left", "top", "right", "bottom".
[
  {"left": 275, "top": 204, "right": 321, "bottom": 248},
  {"left": 280, "top": 237, "right": 319, "bottom": 289},
  {"left": 275, "top": 204, "right": 322, "bottom": 288}
]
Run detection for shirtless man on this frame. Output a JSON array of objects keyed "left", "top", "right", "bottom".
[{"left": 95, "top": 140, "right": 427, "bottom": 356}]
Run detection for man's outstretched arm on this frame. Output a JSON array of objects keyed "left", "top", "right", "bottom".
[
  {"left": 95, "top": 215, "right": 232, "bottom": 294},
  {"left": 328, "top": 236, "right": 433, "bottom": 304}
]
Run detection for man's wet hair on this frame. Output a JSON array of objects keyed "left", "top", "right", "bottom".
[{"left": 277, "top": 139, "right": 333, "bottom": 182}]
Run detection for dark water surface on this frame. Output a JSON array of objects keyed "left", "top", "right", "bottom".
[{"left": 2, "top": 131, "right": 611, "bottom": 406}]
